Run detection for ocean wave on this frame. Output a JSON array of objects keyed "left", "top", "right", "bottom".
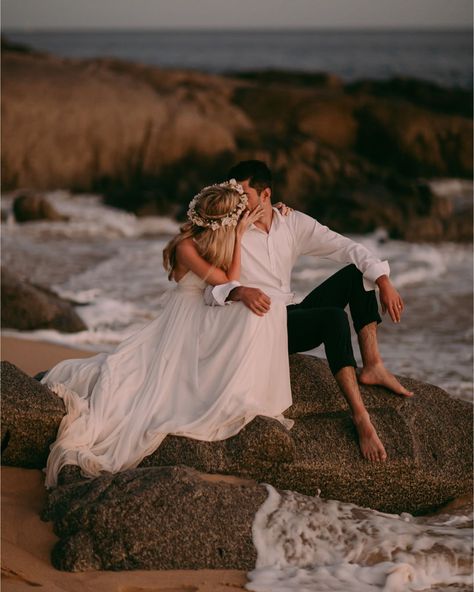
[
  {"left": 2, "top": 191, "right": 180, "bottom": 239},
  {"left": 247, "top": 485, "right": 473, "bottom": 592}
]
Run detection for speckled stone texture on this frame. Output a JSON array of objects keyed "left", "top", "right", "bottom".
[
  {"left": 140, "top": 356, "right": 472, "bottom": 514},
  {"left": 40, "top": 465, "right": 267, "bottom": 571},
  {"left": 2, "top": 355, "right": 472, "bottom": 513},
  {"left": 1, "top": 361, "right": 65, "bottom": 467},
  {"left": 1, "top": 267, "right": 87, "bottom": 332}
]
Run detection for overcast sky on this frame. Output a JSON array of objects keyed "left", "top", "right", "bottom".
[{"left": 2, "top": 0, "right": 472, "bottom": 30}]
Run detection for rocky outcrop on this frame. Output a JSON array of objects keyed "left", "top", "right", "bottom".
[
  {"left": 0, "top": 361, "right": 65, "bottom": 466},
  {"left": 354, "top": 100, "right": 473, "bottom": 178},
  {"left": 1, "top": 267, "right": 87, "bottom": 332},
  {"left": 41, "top": 465, "right": 267, "bottom": 571},
  {"left": 2, "top": 356, "right": 472, "bottom": 514},
  {"left": 1, "top": 48, "right": 472, "bottom": 240},
  {"left": 12, "top": 192, "right": 69, "bottom": 222}
]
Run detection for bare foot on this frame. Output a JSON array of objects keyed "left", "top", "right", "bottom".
[
  {"left": 359, "top": 363, "right": 414, "bottom": 397},
  {"left": 353, "top": 411, "right": 387, "bottom": 462}
]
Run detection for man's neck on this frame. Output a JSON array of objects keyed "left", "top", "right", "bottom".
[{"left": 253, "top": 206, "right": 275, "bottom": 234}]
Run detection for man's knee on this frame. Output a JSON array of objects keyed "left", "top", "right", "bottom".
[
  {"left": 322, "top": 307, "right": 350, "bottom": 333},
  {"left": 344, "top": 263, "right": 362, "bottom": 279}
]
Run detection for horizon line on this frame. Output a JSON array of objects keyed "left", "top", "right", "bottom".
[{"left": 3, "top": 25, "right": 472, "bottom": 33}]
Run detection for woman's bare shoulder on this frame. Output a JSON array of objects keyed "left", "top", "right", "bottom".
[{"left": 176, "top": 237, "right": 196, "bottom": 251}]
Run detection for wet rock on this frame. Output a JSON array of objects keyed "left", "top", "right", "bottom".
[
  {"left": 12, "top": 192, "right": 69, "bottom": 222},
  {"left": 2, "top": 355, "right": 472, "bottom": 514},
  {"left": 1, "top": 267, "right": 87, "bottom": 332},
  {"left": 41, "top": 465, "right": 267, "bottom": 571}
]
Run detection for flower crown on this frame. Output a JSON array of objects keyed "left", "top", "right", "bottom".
[{"left": 187, "top": 178, "right": 248, "bottom": 231}]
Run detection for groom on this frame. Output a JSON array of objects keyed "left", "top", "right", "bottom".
[{"left": 204, "top": 160, "right": 413, "bottom": 463}]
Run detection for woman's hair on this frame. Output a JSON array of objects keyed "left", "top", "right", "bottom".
[{"left": 163, "top": 183, "right": 245, "bottom": 281}]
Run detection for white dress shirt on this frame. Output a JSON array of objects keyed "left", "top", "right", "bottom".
[{"left": 204, "top": 207, "right": 390, "bottom": 306}]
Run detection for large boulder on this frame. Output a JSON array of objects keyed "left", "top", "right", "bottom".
[
  {"left": 12, "top": 192, "right": 69, "bottom": 222},
  {"left": 1, "top": 361, "right": 65, "bottom": 467},
  {"left": 1, "top": 355, "right": 472, "bottom": 514},
  {"left": 41, "top": 465, "right": 267, "bottom": 571},
  {"left": 1, "top": 51, "right": 252, "bottom": 196},
  {"left": 40, "top": 464, "right": 474, "bottom": 574},
  {"left": 1, "top": 267, "right": 87, "bottom": 332}
]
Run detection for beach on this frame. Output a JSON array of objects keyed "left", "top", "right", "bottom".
[
  {"left": 1, "top": 27, "right": 472, "bottom": 591},
  {"left": 2, "top": 335, "right": 473, "bottom": 592},
  {"left": 1, "top": 335, "right": 248, "bottom": 592}
]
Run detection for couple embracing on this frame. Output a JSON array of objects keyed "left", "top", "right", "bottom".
[{"left": 41, "top": 159, "right": 412, "bottom": 490}]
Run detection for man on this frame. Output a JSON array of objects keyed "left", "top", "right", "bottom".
[{"left": 204, "top": 160, "right": 413, "bottom": 463}]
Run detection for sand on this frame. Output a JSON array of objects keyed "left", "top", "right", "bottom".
[
  {"left": 1, "top": 334, "right": 248, "bottom": 592},
  {"left": 1, "top": 335, "right": 95, "bottom": 377}
]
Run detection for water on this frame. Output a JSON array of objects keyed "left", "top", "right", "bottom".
[
  {"left": 3, "top": 29, "right": 472, "bottom": 89},
  {"left": 248, "top": 485, "right": 473, "bottom": 592},
  {"left": 1, "top": 189, "right": 472, "bottom": 590},
  {"left": 2, "top": 189, "right": 472, "bottom": 402}
]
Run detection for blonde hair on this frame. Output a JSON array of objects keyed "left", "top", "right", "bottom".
[{"left": 163, "top": 184, "right": 245, "bottom": 281}]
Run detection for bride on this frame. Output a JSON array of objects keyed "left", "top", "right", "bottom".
[{"left": 41, "top": 179, "right": 294, "bottom": 489}]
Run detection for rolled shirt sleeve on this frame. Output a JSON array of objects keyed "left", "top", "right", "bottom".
[
  {"left": 292, "top": 211, "right": 390, "bottom": 291},
  {"left": 203, "top": 280, "right": 242, "bottom": 306}
]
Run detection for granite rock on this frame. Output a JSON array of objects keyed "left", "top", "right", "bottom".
[
  {"left": 1, "top": 267, "right": 87, "bottom": 332},
  {"left": 41, "top": 465, "right": 267, "bottom": 571},
  {"left": 2, "top": 355, "right": 472, "bottom": 513},
  {"left": 1, "top": 361, "right": 65, "bottom": 467}
]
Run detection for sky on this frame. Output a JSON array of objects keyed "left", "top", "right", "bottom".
[{"left": 2, "top": 0, "right": 472, "bottom": 30}]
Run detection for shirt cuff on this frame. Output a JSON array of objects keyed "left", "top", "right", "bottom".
[
  {"left": 203, "top": 281, "right": 242, "bottom": 306},
  {"left": 362, "top": 260, "right": 390, "bottom": 291}
]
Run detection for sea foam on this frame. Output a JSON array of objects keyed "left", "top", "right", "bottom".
[{"left": 248, "top": 485, "right": 473, "bottom": 592}]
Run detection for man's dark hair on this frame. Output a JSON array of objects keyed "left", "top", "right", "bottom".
[{"left": 227, "top": 160, "right": 272, "bottom": 194}]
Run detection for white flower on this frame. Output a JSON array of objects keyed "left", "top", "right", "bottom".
[{"left": 187, "top": 179, "right": 248, "bottom": 230}]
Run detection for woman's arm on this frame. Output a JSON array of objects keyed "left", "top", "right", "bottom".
[
  {"left": 176, "top": 235, "right": 241, "bottom": 285},
  {"left": 176, "top": 204, "right": 263, "bottom": 286}
]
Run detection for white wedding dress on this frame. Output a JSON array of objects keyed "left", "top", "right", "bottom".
[{"left": 41, "top": 270, "right": 293, "bottom": 489}]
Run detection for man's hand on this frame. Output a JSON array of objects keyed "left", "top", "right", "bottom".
[
  {"left": 376, "top": 275, "right": 404, "bottom": 323},
  {"left": 226, "top": 286, "right": 271, "bottom": 316},
  {"left": 274, "top": 202, "right": 293, "bottom": 216},
  {"left": 236, "top": 204, "right": 264, "bottom": 239}
]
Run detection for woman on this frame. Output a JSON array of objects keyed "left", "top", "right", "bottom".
[{"left": 41, "top": 179, "right": 294, "bottom": 489}]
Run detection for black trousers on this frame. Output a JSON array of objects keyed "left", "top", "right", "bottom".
[{"left": 286, "top": 264, "right": 382, "bottom": 375}]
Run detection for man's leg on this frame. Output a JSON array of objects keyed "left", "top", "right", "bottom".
[
  {"left": 287, "top": 305, "right": 387, "bottom": 462},
  {"left": 334, "top": 366, "right": 387, "bottom": 462},
  {"left": 357, "top": 322, "right": 414, "bottom": 396},
  {"left": 295, "top": 264, "right": 412, "bottom": 397}
]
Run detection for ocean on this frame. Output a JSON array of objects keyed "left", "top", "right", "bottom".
[
  {"left": 2, "top": 27, "right": 473, "bottom": 590},
  {"left": 3, "top": 28, "right": 473, "bottom": 89}
]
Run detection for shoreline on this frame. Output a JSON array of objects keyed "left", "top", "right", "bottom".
[
  {"left": 1, "top": 467, "right": 247, "bottom": 591},
  {"left": 0, "top": 334, "right": 248, "bottom": 590},
  {"left": 1, "top": 334, "right": 471, "bottom": 589},
  {"left": 1, "top": 335, "right": 95, "bottom": 377}
]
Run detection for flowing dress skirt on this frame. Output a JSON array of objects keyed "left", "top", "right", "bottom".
[{"left": 41, "top": 271, "right": 293, "bottom": 489}]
